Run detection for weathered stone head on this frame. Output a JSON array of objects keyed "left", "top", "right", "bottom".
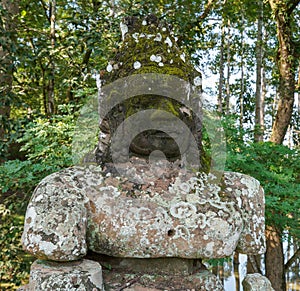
[{"left": 95, "top": 14, "right": 208, "bottom": 172}]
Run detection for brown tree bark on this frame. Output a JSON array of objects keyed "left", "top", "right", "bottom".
[
  {"left": 217, "top": 24, "right": 225, "bottom": 113},
  {"left": 225, "top": 19, "right": 231, "bottom": 115},
  {"left": 266, "top": 1, "right": 300, "bottom": 290},
  {"left": 239, "top": 19, "right": 245, "bottom": 128},
  {"left": 265, "top": 227, "right": 286, "bottom": 291},
  {"left": 47, "top": 0, "right": 56, "bottom": 114},
  {"left": 0, "top": 0, "right": 19, "bottom": 155},
  {"left": 254, "top": 0, "right": 264, "bottom": 142},
  {"left": 269, "top": 0, "right": 299, "bottom": 144}
]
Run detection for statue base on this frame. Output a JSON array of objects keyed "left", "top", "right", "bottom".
[{"left": 87, "top": 253, "right": 224, "bottom": 290}]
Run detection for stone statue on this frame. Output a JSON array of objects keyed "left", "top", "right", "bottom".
[{"left": 20, "top": 15, "right": 266, "bottom": 291}]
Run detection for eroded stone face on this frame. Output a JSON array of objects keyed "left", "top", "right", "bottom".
[
  {"left": 21, "top": 164, "right": 265, "bottom": 260},
  {"left": 95, "top": 14, "right": 208, "bottom": 170}
]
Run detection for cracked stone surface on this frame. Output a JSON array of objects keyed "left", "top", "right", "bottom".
[{"left": 19, "top": 259, "right": 104, "bottom": 291}]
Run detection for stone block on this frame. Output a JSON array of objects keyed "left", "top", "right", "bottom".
[
  {"left": 22, "top": 259, "right": 104, "bottom": 291},
  {"left": 242, "top": 273, "right": 274, "bottom": 291},
  {"left": 102, "top": 269, "right": 224, "bottom": 290},
  {"left": 21, "top": 169, "right": 89, "bottom": 261}
]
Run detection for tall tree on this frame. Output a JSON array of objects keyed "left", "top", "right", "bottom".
[
  {"left": 47, "top": 0, "right": 56, "bottom": 114},
  {"left": 266, "top": 1, "right": 300, "bottom": 290},
  {"left": 254, "top": 0, "right": 264, "bottom": 142},
  {"left": 0, "top": 0, "right": 19, "bottom": 160},
  {"left": 225, "top": 19, "right": 231, "bottom": 114},
  {"left": 269, "top": 0, "right": 299, "bottom": 144},
  {"left": 217, "top": 20, "right": 226, "bottom": 113}
]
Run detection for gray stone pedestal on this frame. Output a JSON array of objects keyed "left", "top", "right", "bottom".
[
  {"left": 89, "top": 255, "right": 224, "bottom": 290},
  {"left": 18, "top": 259, "right": 104, "bottom": 291}
]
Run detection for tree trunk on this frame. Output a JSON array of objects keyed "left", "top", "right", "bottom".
[
  {"left": 254, "top": 0, "right": 264, "bottom": 142},
  {"left": 247, "top": 254, "right": 262, "bottom": 274},
  {"left": 297, "top": 63, "right": 300, "bottom": 114},
  {"left": 0, "top": 0, "right": 19, "bottom": 158},
  {"left": 47, "top": 0, "right": 56, "bottom": 114},
  {"left": 269, "top": 0, "right": 299, "bottom": 144},
  {"left": 225, "top": 19, "right": 231, "bottom": 115},
  {"left": 217, "top": 24, "right": 225, "bottom": 113},
  {"left": 265, "top": 227, "right": 286, "bottom": 291},
  {"left": 239, "top": 22, "right": 245, "bottom": 128},
  {"left": 266, "top": 2, "right": 299, "bottom": 289},
  {"left": 233, "top": 253, "right": 240, "bottom": 289}
]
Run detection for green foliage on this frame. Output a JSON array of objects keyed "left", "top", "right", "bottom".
[
  {"left": 18, "top": 104, "right": 77, "bottom": 167},
  {"left": 223, "top": 115, "right": 300, "bottom": 239},
  {"left": 0, "top": 104, "right": 79, "bottom": 288},
  {"left": 0, "top": 204, "right": 33, "bottom": 289},
  {"left": 0, "top": 104, "right": 79, "bottom": 207}
]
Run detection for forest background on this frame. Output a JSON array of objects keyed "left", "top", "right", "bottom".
[{"left": 0, "top": 0, "right": 299, "bottom": 290}]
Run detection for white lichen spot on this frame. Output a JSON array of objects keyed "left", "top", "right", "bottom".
[
  {"left": 162, "top": 27, "right": 167, "bottom": 32},
  {"left": 241, "top": 176, "right": 259, "bottom": 198},
  {"left": 132, "top": 32, "right": 139, "bottom": 40},
  {"left": 179, "top": 182, "right": 190, "bottom": 193},
  {"left": 25, "top": 207, "right": 37, "bottom": 227},
  {"left": 158, "top": 62, "right": 164, "bottom": 67},
  {"left": 170, "top": 59, "right": 173, "bottom": 64},
  {"left": 39, "top": 240, "right": 58, "bottom": 256},
  {"left": 186, "top": 194, "right": 198, "bottom": 203},
  {"left": 154, "top": 33, "right": 162, "bottom": 41},
  {"left": 207, "top": 241, "right": 215, "bottom": 251},
  {"left": 139, "top": 33, "right": 145, "bottom": 38},
  {"left": 142, "top": 20, "right": 147, "bottom": 26},
  {"left": 179, "top": 107, "right": 191, "bottom": 117},
  {"left": 99, "top": 132, "right": 106, "bottom": 139},
  {"left": 209, "top": 218, "right": 231, "bottom": 239},
  {"left": 174, "top": 36, "right": 178, "bottom": 42},
  {"left": 237, "top": 196, "right": 242, "bottom": 208},
  {"left": 150, "top": 55, "right": 162, "bottom": 62},
  {"left": 133, "top": 61, "right": 141, "bottom": 69},
  {"left": 204, "top": 241, "right": 215, "bottom": 257},
  {"left": 106, "top": 64, "right": 113, "bottom": 72},
  {"left": 34, "top": 194, "right": 44, "bottom": 203},
  {"left": 150, "top": 55, "right": 156, "bottom": 62},
  {"left": 165, "top": 37, "right": 173, "bottom": 47},
  {"left": 120, "top": 22, "right": 128, "bottom": 41},
  {"left": 174, "top": 225, "right": 190, "bottom": 240},
  {"left": 180, "top": 53, "right": 186, "bottom": 62},
  {"left": 170, "top": 202, "right": 196, "bottom": 219},
  {"left": 193, "top": 76, "right": 202, "bottom": 86},
  {"left": 197, "top": 213, "right": 207, "bottom": 229}
]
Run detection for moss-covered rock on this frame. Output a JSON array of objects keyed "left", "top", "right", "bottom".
[{"left": 96, "top": 14, "right": 209, "bottom": 172}]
